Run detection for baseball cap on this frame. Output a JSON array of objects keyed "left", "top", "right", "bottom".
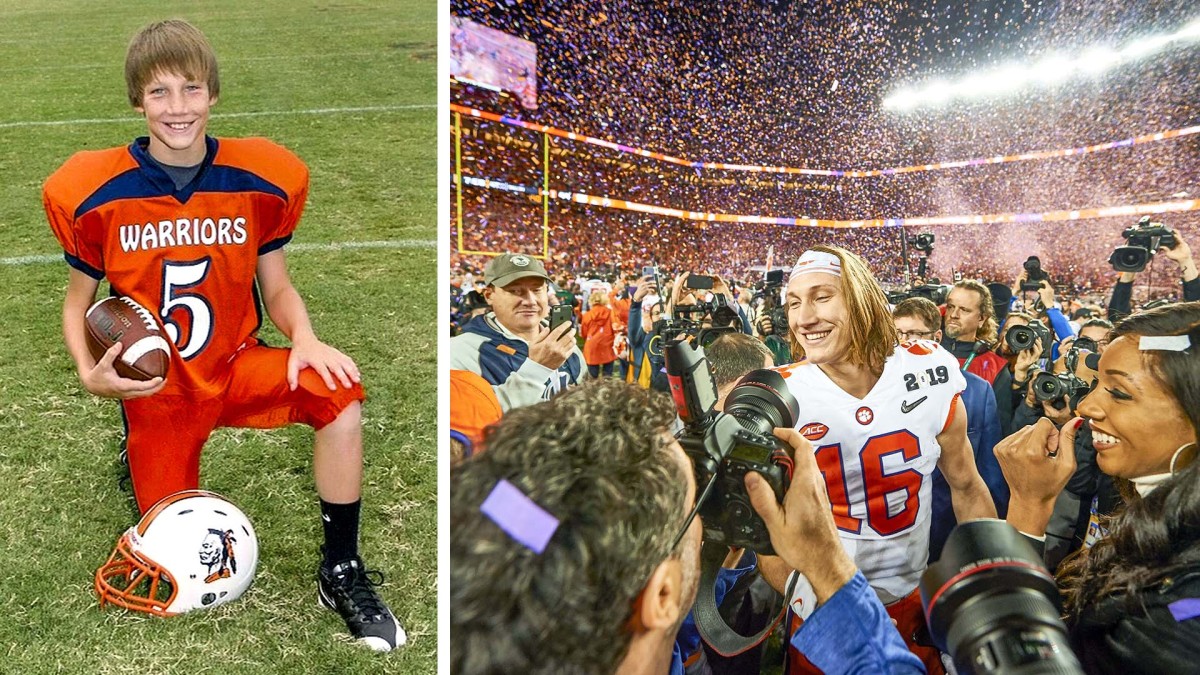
[
  {"left": 449, "top": 370, "right": 503, "bottom": 458},
  {"left": 484, "top": 253, "right": 550, "bottom": 288}
]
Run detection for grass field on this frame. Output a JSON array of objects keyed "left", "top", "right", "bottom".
[{"left": 0, "top": 1, "right": 437, "bottom": 672}]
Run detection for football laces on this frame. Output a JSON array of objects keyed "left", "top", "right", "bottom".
[{"left": 120, "top": 296, "right": 159, "bottom": 332}]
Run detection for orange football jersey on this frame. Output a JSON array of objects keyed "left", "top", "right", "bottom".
[{"left": 44, "top": 136, "right": 309, "bottom": 399}]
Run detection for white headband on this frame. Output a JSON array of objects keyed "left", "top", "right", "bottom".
[
  {"left": 789, "top": 250, "right": 842, "bottom": 282},
  {"left": 1139, "top": 335, "right": 1192, "bottom": 352}
]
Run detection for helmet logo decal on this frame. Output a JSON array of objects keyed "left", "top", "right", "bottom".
[{"left": 199, "top": 528, "right": 238, "bottom": 583}]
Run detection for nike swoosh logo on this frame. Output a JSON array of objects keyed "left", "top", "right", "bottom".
[{"left": 901, "top": 396, "right": 928, "bottom": 414}]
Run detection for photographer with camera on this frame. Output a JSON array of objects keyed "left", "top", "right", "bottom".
[
  {"left": 450, "top": 379, "right": 923, "bottom": 675},
  {"left": 991, "top": 311, "right": 1047, "bottom": 435},
  {"left": 1078, "top": 318, "right": 1114, "bottom": 354},
  {"left": 751, "top": 271, "right": 792, "bottom": 366},
  {"left": 628, "top": 274, "right": 669, "bottom": 392},
  {"left": 1107, "top": 219, "right": 1199, "bottom": 322},
  {"left": 777, "top": 246, "right": 996, "bottom": 674},
  {"left": 1011, "top": 257, "right": 1075, "bottom": 353},
  {"left": 994, "top": 301, "right": 1200, "bottom": 674},
  {"left": 667, "top": 271, "right": 752, "bottom": 335},
  {"left": 1009, "top": 329, "right": 1096, "bottom": 435}
]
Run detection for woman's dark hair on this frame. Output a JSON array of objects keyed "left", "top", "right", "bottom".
[{"left": 1058, "top": 301, "right": 1200, "bottom": 620}]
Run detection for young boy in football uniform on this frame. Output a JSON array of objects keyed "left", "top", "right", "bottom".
[{"left": 42, "top": 19, "right": 404, "bottom": 651}]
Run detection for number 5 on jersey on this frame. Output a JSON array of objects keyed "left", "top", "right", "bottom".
[{"left": 161, "top": 259, "right": 214, "bottom": 359}]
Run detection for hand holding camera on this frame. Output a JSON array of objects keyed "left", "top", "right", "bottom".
[
  {"left": 1036, "top": 279, "right": 1056, "bottom": 308},
  {"left": 1011, "top": 336, "right": 1043, "bottom": 386},
  {"left": 632, "top": 274, "right": 658, "bottom": 302},
  {"left": 1020, "top": 256, "right": 1049, "bottom": 292},
  {"left": 758, "top": 313, "right": 775, "bottom": 337},
  {"left": 1159, "top": 228, "right": 1198, "bottom": 280},
  {"left": 744, "top": 428, "right": 857, "bottom": 603}
]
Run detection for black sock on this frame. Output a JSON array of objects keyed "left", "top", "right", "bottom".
[{"left": 320, "top": 499, "right": 361, "bottom": 567}]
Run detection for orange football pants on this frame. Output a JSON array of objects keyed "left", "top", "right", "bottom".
[
  {"left": 787, "top": 585, "right": 944, "bottom": 675},
  {"left": 121, "top": 344, "right": 365, "bottom": 513}
]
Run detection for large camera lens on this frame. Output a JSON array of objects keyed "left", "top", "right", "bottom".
[
  {"left": 1032, "top": 372, "right": 1065, "bottom": 402},
  {"left": 1109, "top": 246, "right": 1149, "bottom": 273},
  {"left": 723, "top": 369, "right": 799, "bottom": 436},
  {"left": 1006, "top": 325, "right": 1036, "bottom": 352},
  {"left": 921, "top": 521, "right": 1083, "bottom": 674},
  {"left": 1072, "top": 336, "right": 1098, "bottom": 354}
]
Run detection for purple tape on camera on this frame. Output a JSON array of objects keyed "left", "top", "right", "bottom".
[
  {"left": 480, "top": 479, "right": 560, "bottom": 554},
  {"left": 1168, "top": 598, "right": 1200, "bottom": 622}
]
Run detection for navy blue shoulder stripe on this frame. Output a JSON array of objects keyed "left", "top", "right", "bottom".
[
  {"left": 75, "top": 164, "right": 291, "bottom": 218},
  {"left": 203, "top": 165, "right": 289, "bottom": 202},
  {"left": 75, "top": 168, "right": 165, "bottom": 220},
  {"left": 64, "top": 252, "right": 104, "bottom": 280},
  {"left": 75, "top": 139, "right": 290, "bottom": 217},
  {"left": 258, "top": 234, "right": 292, "bottom": 255}
]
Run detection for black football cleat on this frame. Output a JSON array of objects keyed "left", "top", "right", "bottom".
[{"left": 318, "top": 557, "right": 407, "bottom": 651}]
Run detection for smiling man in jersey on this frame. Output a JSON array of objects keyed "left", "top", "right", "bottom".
[
  {"left": 776, "top": 245, "right": 996, "bottom": 674},
  {"left": 43, "top": 20, "right": 403, "bottom": 651}
]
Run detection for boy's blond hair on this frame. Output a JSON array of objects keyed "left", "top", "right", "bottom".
[{"left": 125, "top": 19, "right": 220, "bottom": 107}]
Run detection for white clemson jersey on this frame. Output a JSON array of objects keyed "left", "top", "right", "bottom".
[{"left": 776, "top": 340, "right": 965, "bottom": 602}]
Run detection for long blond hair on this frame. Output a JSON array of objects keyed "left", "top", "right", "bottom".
[
  {"left": 951, "top": 279, "right": 998, "bottom": 345},
  {"left": 787, "top": 245, "right": 896, "bottom": 371}
]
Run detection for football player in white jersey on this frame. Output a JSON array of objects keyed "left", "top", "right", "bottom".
[{"left": 776, "top": 245, "right": 996, "bottom": 674}]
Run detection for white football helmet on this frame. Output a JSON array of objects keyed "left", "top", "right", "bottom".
[{"left": 95, "top": 490, "right": 258, "bottom": 616}]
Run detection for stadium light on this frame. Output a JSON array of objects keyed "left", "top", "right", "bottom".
[
  {"left": 884, "top": 15, "right": 1200, "bottom": 111},
  {"left": 1030, "top": 54, "right": 1073, "bottom": 84}
]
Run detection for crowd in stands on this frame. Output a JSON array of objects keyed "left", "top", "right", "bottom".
[{"left": 451, "top": 0, "right": 1199, "bottom": 170}]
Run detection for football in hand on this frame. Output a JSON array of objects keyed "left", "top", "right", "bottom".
[{"left": 85, "top": 296, "right": 171, "bottom": 381}]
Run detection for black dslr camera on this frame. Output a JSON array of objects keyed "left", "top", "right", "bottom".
[
  {"left": 921, "top": 521, "right": 1083, "bottom": 674},
  {"left": 1021, "top": 256, "right": 1049, "bottom": 292},
  {"left": 1109, "top": 216, "right": 1177, "bottom": 273},
  {"left": 911, "top": 232, "right": 935, "bottom": 255},
  {"left": 1032, "top": 339, "right": 1094, "bottom": 405},
  {"left": 1004, "top": 319, "right": 1052, "bottom": 354},
  {"left": 888, "top": 232, "right": 948, "bottom": 304},
  {"left": 675, "top": 293, "right": 740, "bottom": 329},
  {"left": 663, "top": 331, "right": 799, "bottom": 554},
  {"left": 887, "top": 283, "right": 950, "bottom": 306}
]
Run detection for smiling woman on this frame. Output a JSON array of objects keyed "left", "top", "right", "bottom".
[{"left": 997, "top": 301, "right": 1200, "bottom": 674}]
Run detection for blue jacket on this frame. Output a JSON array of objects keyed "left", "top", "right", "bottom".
[
  {"left": 449, "top": 313, "right": 584, "bottom": 411},
  {"left": 928, "top": 370, "right": 1009, "bottom": 562},
  {"left": 789, "top": 572, "right": 926, "bottom": 674}
]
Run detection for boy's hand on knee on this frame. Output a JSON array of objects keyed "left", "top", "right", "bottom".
[
  {"left": 80, "top": 342, "right": 166, "bottom": 399},
  {"left": 288, "top": 336, "right": 361, "bottom": 391}
]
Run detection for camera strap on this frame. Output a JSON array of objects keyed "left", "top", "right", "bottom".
[{"left": 692, "top": 541, "right": 788, "bottom": 657}]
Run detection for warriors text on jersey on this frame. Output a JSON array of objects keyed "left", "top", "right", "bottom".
[
  {"left": 776, "top": 340, "right": 966, "bottom": 602},
  {"left": 44, "top": 136, "right": 307, "bottom": 399}
]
